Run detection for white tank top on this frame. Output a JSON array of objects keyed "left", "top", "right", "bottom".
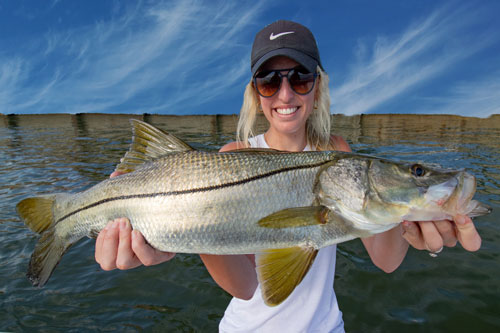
[{"left": 219, "top": 134, "right": 344, "bottom": 333}]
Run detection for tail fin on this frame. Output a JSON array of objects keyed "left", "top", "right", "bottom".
[{"left": 17, "top": 195, "right": 73, "bottom": 287}]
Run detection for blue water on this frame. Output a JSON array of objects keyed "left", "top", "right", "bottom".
[{"left": 1, "top": 113, "right": 499, "bottom": 332}]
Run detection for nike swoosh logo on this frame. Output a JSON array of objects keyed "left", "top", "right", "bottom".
[{"left": 269, "top": 31, "right": 295, "bottom": 40}]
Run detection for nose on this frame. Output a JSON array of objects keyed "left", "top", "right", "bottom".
[{"left": 277, "top": 76, "right": 294, "bottom": 102}]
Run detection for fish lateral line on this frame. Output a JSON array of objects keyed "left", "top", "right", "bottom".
[{"left": 56, "top": 159, "right": 334, "bottom": 224}]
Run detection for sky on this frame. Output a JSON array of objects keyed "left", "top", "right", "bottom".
[{"left": 1, "top": 0, "right": 499, "bottom": 118}]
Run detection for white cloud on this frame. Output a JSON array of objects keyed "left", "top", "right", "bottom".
[
  {"left": 0, "top": 58, "right": 27, "bottom": 113},
  {"left": 1, "top": 0, "right": 263, "bottom": 114},
  {"left": 331, "top": 4, "right": 499, "bottom": 117},
  {"left": 414, "top": 73, "right": 500, "bottom": 118}
]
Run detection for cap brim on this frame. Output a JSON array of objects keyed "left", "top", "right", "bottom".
[{"left": 251, "top": 48, "right": 318, "bottom": 76}]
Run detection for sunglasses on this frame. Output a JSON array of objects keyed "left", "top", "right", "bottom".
[{"left": 253, "top": 67, "right": 318, "bottom": 97}]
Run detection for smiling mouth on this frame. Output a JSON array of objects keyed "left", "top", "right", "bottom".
[{"left": 275, "top": 107, "right": 298, "bottom": 115}]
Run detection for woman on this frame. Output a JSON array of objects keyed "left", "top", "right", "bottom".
[{"left": 95, "top": 20, "right": 481, "bottom": 332}]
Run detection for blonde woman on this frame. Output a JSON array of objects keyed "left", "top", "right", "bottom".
[{"left": 95, "top": 20, "right": 481, "bottom": 332}]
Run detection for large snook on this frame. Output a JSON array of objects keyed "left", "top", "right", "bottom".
[{"left": 17, "top": 120, "right": 491, "bottom": 306}]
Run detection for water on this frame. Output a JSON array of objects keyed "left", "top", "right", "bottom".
[{"left": 1, "top": 113, "right": 499, "bottom": 332}]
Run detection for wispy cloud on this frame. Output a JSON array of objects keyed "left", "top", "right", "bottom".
[
  {"left": 0, "top": 0, "right": 263, "bottom": 114},
  {"left": 414, "top": 73, "right": 500, "bottom": 118},
  {"left": 331, "top": 4, "right": 499, "bottom": 117}
]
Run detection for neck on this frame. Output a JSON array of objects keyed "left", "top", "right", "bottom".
[{"left": 264, "top": 129, "right": 308, "bottom": 152}]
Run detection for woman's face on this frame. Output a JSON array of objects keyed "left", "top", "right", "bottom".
[{"left": 256, "top": 56, "right": 317, "bottom": 136}]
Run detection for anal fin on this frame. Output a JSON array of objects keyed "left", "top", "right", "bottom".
[{"left": 256, "top": 246, "right": 318, "bottom": 306}]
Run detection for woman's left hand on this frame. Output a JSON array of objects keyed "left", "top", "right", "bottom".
[{"left": 401, "top": 214, "right": 482, "bottom": 253}]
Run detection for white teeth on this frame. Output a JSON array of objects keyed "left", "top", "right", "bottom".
[{"left": 276, "top": 107, "right": 297, "bottom": 115}]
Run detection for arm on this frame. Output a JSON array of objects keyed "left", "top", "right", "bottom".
[
  {"left": 199, "top": 254, "right": 258, "bottom": 300},
  {"left": 330, "top": 135, "right": 482, "bottom": 273}
]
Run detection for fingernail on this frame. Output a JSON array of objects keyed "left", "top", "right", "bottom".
[{"left": 119, "top": 219, "right": 128, "bottom": 230}]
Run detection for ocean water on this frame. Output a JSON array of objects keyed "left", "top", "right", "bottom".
[{"left": 1, "top": 113, "right": 499, "bottom": 332}]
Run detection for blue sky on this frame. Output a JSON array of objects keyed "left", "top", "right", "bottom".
[{"left": 1, "top": 0, "right": 499, "bottom": 117}]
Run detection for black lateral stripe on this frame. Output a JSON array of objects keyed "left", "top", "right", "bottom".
[{"left": 56, "top": 160, "right": 331, "bottom": 224}]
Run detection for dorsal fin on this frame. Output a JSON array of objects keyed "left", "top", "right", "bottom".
[{"left": 114, "top": 119, "right": 194, "bottom": 174}]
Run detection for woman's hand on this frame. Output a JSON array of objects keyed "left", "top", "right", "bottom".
[
  {"left": 402, "top": 214, "right": 482, "bottom": 253},
  {"left": 94, "top": 170, "right": 175, "bottom": 271},
  {"left": 95, "top": 218, "right": 175, "bottom": 270}
]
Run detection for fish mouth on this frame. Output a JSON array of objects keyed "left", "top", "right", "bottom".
[
  {"left": 403, "top": 171, "right": 490, "bottom": 221},
  {"left": 443, "top": 172, "right": 476, "bottom": 211},
  {"left": 426, "top": 171, "right": 480, "bottom": 215},
  {"left": 425, "top": 176, "right": 460, "bottom": 208}
]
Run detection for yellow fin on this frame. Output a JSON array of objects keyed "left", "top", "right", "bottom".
[
  {"left": 256, "top": 247, "right": 318, "bottom": 306},
  {"left": 258, "top": 206, "right": 330, "bottom": 228},
  {"left": 115, "top": 119, "right": 194, "bottom": 174},
  {"left": 27, "top": 227, "right": 72, "bottom": 287},
  {"left": 17, "top": 194, "right": 73, "bottom": 287},
  {"left": 17, "top": 195, "right": 57, "bottom": 234}
]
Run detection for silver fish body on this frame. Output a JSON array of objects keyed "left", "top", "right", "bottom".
[{"left": 57, "top": 150, "right": 354, "bottom": 254}]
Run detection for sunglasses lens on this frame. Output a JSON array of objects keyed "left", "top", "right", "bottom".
[
  {"left": 255, "top": 72, "right": 281, "bottom": 97},
  {"left": 254, "top": 68, "right": 317, "bottom": 97},
  {"left": 289, "top": 69, "right": 316, "bottom": 95}
]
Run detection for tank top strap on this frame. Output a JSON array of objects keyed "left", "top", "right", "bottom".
[{"left": 248, "top": 134, "right": 269, "bottom": 149}]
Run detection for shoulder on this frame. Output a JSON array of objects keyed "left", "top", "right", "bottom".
[
  {"left": 219, "top": 141, "right": 247, "bottom": 152},
  {"left": 329, "top": 134, "right": 351, "bottom": 152}
]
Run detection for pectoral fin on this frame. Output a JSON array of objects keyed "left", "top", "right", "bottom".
[
  {"left": 258, "top": 206, "right": 330, "bottom": 228},
  {"left": 256, "top": 246, "right": 318, "bottom": 306}
]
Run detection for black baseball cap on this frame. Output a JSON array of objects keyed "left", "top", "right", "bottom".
[{"left": 251, "top": 20, "right": 323, "bottom": 76}]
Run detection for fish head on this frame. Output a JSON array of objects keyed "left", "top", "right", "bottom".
[
  {"left": 318, "top": 155, "right": 491, "bottom": 233},
  {"left": 367, "top": 159, "right": 489, "bottom": 221}
]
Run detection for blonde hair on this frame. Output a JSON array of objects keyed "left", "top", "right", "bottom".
[{"left": 236, "top": 66, "right": 331, "bottom": 150}]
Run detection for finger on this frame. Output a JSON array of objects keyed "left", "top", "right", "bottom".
[
  {"left": 95, "top": 221, "right": 113, "bottom": 264},
  {"left": 131, "top": 230, "right": 175, "bottom": 266},
  {"left": 116, "top": 218, "right": 142, "bottom": 270},
  {"left": 433, "top": 220, "right": 458, "bottom": 247},
  {"left": 110, "top": 171, "right": 125, "bottom": 178},
  {"left": 454, "top": 215, "right": 482, "bottom": 252},
  {"left": 401, "top": 221, "right": 426, "bottom": 250},
  {"left": 419, "top": 221, "right": 444, "bottom": 253},
  {"left": 98, "top": 220, "right": 121, "bottom": 270}
]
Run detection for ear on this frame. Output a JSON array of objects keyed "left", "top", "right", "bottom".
[{"left": 253, "top": 89, "right": 264, "bottom": 112}]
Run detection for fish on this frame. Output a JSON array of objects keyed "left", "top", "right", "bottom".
[{"left": 17, "top": 120, "right": 491, "bottom": 306}]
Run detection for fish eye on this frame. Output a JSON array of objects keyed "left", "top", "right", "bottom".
[{"left": 410, "top": 164, "right": 426, "bottom": 177}]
